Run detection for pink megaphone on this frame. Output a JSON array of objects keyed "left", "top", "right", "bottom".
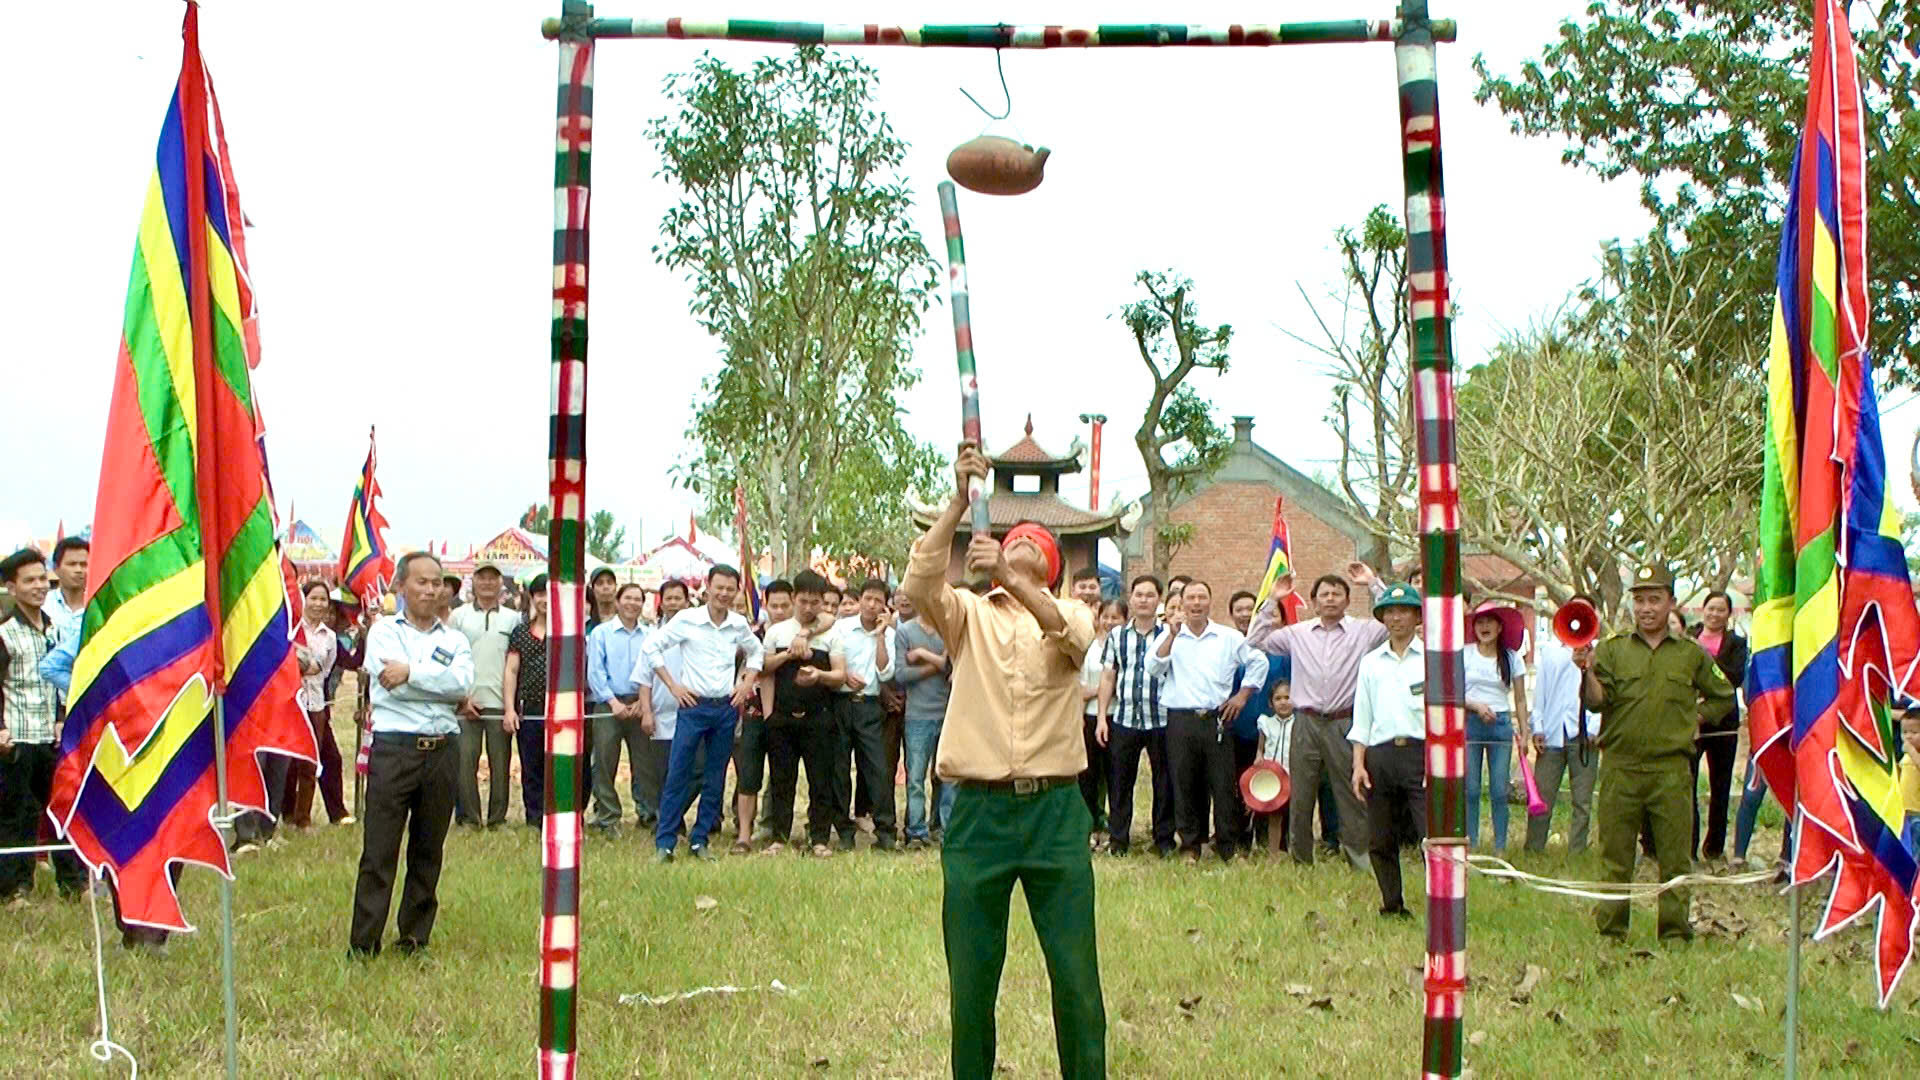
[{"left": 1518, "top": 743, "right": 1547, "bottom": 817}]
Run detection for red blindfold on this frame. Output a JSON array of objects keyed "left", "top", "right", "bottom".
[{"left": 1001, "top": 523, "right": 1062, "bottom": 588}]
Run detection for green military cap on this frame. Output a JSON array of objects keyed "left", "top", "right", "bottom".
[
  {"left": 1373, "top": 582, "right": 1422, "bottom": 615},
  {"left": 1628, "top": 563, "right": 1675, "bottom": 593}
]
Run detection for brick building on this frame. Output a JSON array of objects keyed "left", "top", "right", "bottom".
[{"left": 1118, "top": 416, "right": 1378, "bottom": 620}]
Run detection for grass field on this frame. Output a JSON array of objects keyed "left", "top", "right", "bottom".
[{"left": 5, "top": 702, "right": 1917, "bottom": 1077}]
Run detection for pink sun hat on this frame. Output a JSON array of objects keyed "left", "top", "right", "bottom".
[{"left": 1467, "top": 599, "right": 1527, "bottom": 653}]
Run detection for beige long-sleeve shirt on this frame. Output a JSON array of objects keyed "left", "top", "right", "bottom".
[{"left": 902, "top": 531, "right": 1095, "bottom": 781}]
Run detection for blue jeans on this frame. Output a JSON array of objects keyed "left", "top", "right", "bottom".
[
  {"left": 1733, "top": 754, "right": 1796, "bottom": 865},
  {"left": 655, "top": 699, "right": 738, "bottom": 852},
  {"left": 1465, "top": 712, "right": 1514, "bottom": 849},
  {"left": 904, "top": 714, "right": 955, "bottom": 839}
]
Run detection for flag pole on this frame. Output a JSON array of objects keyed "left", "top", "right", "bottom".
[
  {"left": 210, "top": 694, "right": 240, "bottom": 1080},
  {"left": 1785, "top": 881, "right": 1801, "bottom": 1078}
]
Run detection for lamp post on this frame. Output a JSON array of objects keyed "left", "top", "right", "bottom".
[{"left": 1078, "top": 413, "right": 1107, "bottom": 511}]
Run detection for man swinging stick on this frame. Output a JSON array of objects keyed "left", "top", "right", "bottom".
[{"left": 903, "top": 442, "right": 1107, "bottom": 1080}]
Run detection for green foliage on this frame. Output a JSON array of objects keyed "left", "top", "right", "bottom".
[
  {"left": 1121, "top": 271, "right": 1233, "bottom": 577},
  {"left": 649, "top": 47, "right": 941, "bottom": 570},
  {"left": 586, "top": 510, "right": 626, "bottom": 563},
  {"left": 1475, "top": 1, "right": 1920, "bottom": 384}
]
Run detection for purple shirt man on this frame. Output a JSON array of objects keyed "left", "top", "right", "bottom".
[{"left": 1245, "top": 562, "right": 1385, "bottom": 868}]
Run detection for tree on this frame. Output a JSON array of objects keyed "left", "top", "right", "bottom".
[
  {"left": 1119, "top": 271, "right": 1233, "bottom": 578},
  {"left": 649, "top": 47, "right": 943, "bottom": 573},
  {"left": 1474, "top": 0, "right": 1920, "bottom": 384},
  {"left": 587, "top": 510, "right": 626, "bottom": 564},
  {"left": 521, "top": 504, "right": 627, "bottom": 563},
  {"left": 1452, "top": 241, "right": 1764, "bottom": 615},
  {"left": 1286, "top": 205, "right": 1412, "bottom": 573}
]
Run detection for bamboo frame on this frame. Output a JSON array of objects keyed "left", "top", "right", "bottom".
[{"left": 537, "top": 5, "right": 1465, "bottom": 1078}]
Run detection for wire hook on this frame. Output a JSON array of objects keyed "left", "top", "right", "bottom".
[{"left": 959, "top": 46, "right": 1013, "bottom": 122}]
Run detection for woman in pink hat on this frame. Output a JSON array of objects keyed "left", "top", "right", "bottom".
[{"left": 1464, "top": 599, "right": 1530, "bottom": 850}]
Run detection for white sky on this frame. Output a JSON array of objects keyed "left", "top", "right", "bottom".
[{"left": 5, "top": 0, "right": 1918, "bottom": 559}]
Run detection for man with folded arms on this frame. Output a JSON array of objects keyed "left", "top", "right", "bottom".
[
  {"left": 641, "top": 566, "right": 764, "bottom": 862},
  {"left": 759, "top": 571, "right": 840, "bottom": 855},
  {"left": 449, "top": 560, "right": 519, "bottom": 829},
  {"left": 587, "top": 583, "right": 653, "bottom": 833},
  {"left": 1146, "top": 580, "right": 1266, "bottom": 863},
  {"left": 1348, "top": 584, "right": 1426, "bottom": 917},
  {"left": 350, "top": 551, "right": 474, "bottom": 956},
  {"left": 905, "top": 443, "right": 1105, "bottom": 1080},
  {"left": 1247, "top": 563, "right": 1386, "bottom": 869},
  {"left": 825, "top": 578, "right": 899, "bottom": 851}
]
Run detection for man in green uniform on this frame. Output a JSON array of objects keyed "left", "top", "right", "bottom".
[{"left": 1574, "top": 564, "right": 1735, "bottom": 941}]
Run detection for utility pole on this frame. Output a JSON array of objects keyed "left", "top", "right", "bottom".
[{"left": 1078, "top": 412, "right": 1107, "bottom": 510}]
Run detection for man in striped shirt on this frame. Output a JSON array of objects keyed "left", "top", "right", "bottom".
[{"left": 1095, "top": 575, "right": 1174, "bottom": 857}]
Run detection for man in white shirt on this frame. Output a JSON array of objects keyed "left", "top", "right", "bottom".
[
  {"left": 759, "top": 571, "right": 841, "bottom": 855},
  {"left": 1349, "top": 584, "right": 1426, "bottom": 917},
  {"left": 641, "top": 566, "right": 765, "bottom": 861},
  {"left": 1145, "top": 581, "right": 1267, "bottom": 862},
  {"left": 350, "top": 551, "right": 475, "bottom": 956},
  {"left": 448, "top": 561, "right": 521, "bottom": 829},
  {"left": 1526, "top": 595, "right": 1601, "bottom": 854},
  {"left": 824, "top": 578, "right": 899, "bottom": 850}
]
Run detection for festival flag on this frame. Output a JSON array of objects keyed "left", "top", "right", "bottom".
[
  {"left": 1252, "top": 496, "right": 1304, "bottom": 623},
  {"left": 1747, "top": 0, "right": 1919, "bottom": 1007},
  {"left": 734, "top": 484, "right": 760, "bottom": 621},
  {"left": 46, "top": 4, "right": 313, "bottom": 931},
  {"left": 336, "top": 428, "right": 392, "bottom": 606}
]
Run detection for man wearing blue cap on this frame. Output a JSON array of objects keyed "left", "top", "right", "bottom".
[{"left": 1349, "top": 583, "right": 1426, "bottom": 917}]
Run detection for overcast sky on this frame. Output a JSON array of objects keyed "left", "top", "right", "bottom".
[{"left": 5, "top": 0, "right": 1917, "bottom": 561}]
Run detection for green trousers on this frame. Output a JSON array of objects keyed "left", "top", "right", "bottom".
[
  {"left": 1594, "top": 760, "right": 1694, "bottom": 939},
  {"left": 942, "top": 782, "right": 1106, "bottom": 1079}
]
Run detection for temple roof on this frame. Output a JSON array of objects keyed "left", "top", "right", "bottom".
[
  {"left": 912, "top": 491, "right": 1126, "bottom": 537},
  {"left": 993, "top": 414, "right": 1081, "bottom": 472}
]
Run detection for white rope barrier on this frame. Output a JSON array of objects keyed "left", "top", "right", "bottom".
[
  {"left": 83, "top": 869, "right": 140, "bottom": 1079},
  {"left": 1422, "top": 841, "right": 1781, "bottom": 902}
]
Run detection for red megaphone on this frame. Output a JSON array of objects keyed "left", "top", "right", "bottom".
[{"left": 1552, "top": 598, "right": 1600, "bottom": 648}]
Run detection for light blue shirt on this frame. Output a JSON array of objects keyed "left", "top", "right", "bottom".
[
  {"left": 587, "top": 618, "right": 648, "bottom": 705},
  {"left": 631, "top": 624, "right": 685, "bottom": 741},
  {"left": 38, "top": 624, "right": 80, "bottom": 694},
  {"left": 362, "top": 615, "right": 475, "bottom": 735}
]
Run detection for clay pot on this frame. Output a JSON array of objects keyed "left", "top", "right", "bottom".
[{"left": 945, "top": 135, "right": 1050, "bottom": 196}]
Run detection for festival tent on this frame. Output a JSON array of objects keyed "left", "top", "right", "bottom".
[
  {"left": 282, "top": 519, "right": 336, "bottom": 578},
  {"left": 627, "top": 536, "right": 714, "bottom": 590}
]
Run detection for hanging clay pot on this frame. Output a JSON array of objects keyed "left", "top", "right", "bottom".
[{"left": 945, "top": 135, "right": 1050, "bottom": 196}]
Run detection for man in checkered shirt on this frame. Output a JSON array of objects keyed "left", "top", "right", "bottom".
[{"left": 0, "top": 548, "right": 86, "bottom": 905}]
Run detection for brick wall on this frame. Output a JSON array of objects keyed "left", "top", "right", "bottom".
[{"left": 1132, "top": 480, "right": 1372, "bottom": 620}]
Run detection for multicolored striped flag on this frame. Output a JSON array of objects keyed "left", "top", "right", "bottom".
[
  {"left": 1252, "top": 496, "right": 1293, "bottom": 611},
  {"left": 1747, "top": 0, "right": 1919, "bottom": 1007},
  {"left": 336, "top": 427, "right": 392, "bottom": 606},
  {"left": 734, "top": 484, "right": 760, "bottom": 622},
  {"left": 47, "top": 4, "right": 313, "bottom": 931}
]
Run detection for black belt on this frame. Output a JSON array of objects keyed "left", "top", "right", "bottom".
[
  {"left": 371, "top": 731, "right": 454, "bottom": 750},
  {"left": 1300, "top": 708, "right": 1354, "bottom": 721},
  {"left": 957, "top": 776, "right": 1077, "bottom": 796},
  {"left": 1166, "top": 708, "right": 1220, "bottom": 718},
  {"left": 1374, "top": 736, "right": 1424, "bottom": 749}
]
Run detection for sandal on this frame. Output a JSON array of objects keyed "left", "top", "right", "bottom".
[
  {"left": 762, "top": 841, "right": 786, "bottom": 855},
  {"left": 730, "top": 840, "right": 752, "bottom": 855},
  {"left": 810, "top": 843, "right": 834, "bottom": 858}
]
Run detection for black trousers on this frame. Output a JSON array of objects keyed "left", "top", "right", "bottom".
[
  {"left": 831, "top": 697, "right": 896, "bottom": 845},
  {"left": 1078, "top": 713, "right": 1110, "bottom": 833},
  {"left": 0, "top": 742, "right": 85, "bottom": 898},
  {"left": 1695, "top": 724, "right": 1738, "bottom": 859},
  {"left": 855, "top": 705, "right": 904, "bottom": 823},
  {"left": 763, "top": 709, "right": 836, "bottom": 845},
  {"left": 1229, "top": 734, "right": 1259, "bottom": 851},
  {"left": 350, "top": 735, "right": 457, "bottom": 953},
  {"left": 1167, "top": 710, "right": 1238, "bottom": 859},
  {"left": 1107, "top": 724, "right": 1175, "bottom": 854},
  {"left": 1364, "top": 741, "right": 1427, "bottom": 913}
]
